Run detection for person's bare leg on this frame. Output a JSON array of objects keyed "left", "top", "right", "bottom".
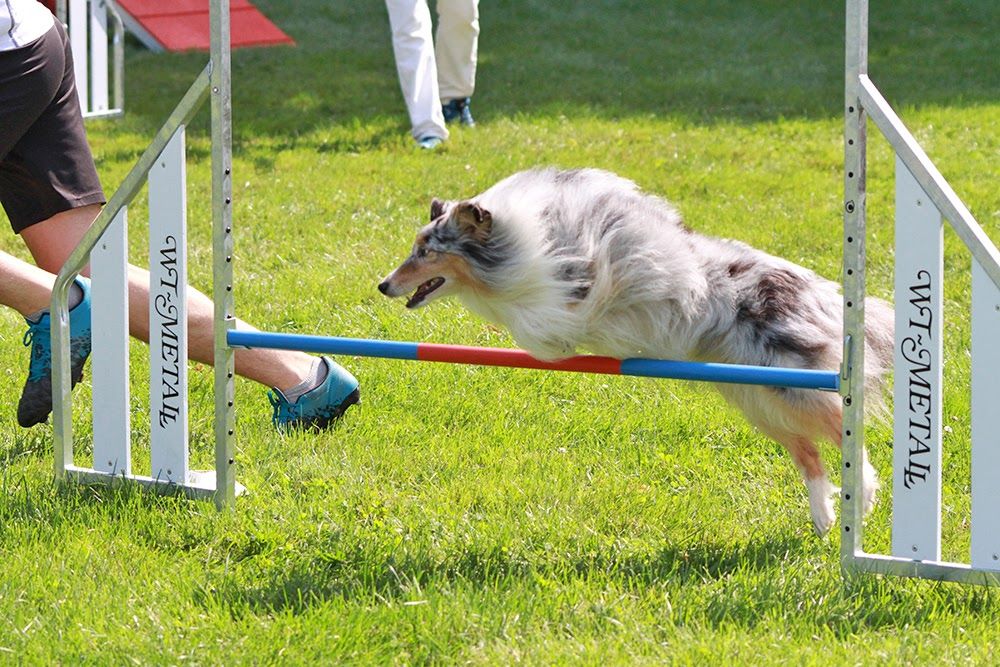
[
  {"left": 21, "top": 205, "right": 321, "bottom": 392},
  {"left": 124, "top": 264, "right": 311, "bottom": 390},
  {"left": 19, "top": 205, "right": 99, "bottom": 277},
  {"left": 0, "top": 250, "right": 59, "bottom": 317}
]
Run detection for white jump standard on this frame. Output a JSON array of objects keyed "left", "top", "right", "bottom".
[
  {"left": 50, "top": 3, "right": 237, "bottom": 505},
  {"left": 841, "top": 0, "right": 1000, "bottom": 585},
  {"left": 58, "top": 0, "right": 125, "bottom": 120}
]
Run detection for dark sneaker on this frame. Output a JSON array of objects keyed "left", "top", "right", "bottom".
[
  {"left": 268, "top": 357, "right": 360, "bottom": 431},
  {"left": 17, "top": 277, "right": 92, "bottom": 428},
  {"left": 442, "top": 97, "right": 475, "bottom": 126}
]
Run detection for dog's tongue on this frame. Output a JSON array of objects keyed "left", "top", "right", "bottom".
[{"left": 406, "top": 277, "right": 445, "bottom": 308}]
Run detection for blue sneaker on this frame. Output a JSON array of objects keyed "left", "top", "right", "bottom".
[
  {"left": 17, "top": 276, "right": 92, "bottom": 428},
  {"left": 268, "top": 357, "right": 360, "bottom": 431},
  {"left": 442, "top": 97, "right": 475, "bottom": 126},
  {"left": 416, "top": 135, "right": 444, "bottom": 150}
]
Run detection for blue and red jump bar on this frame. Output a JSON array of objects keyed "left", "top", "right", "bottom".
[{"left": 227, "top": 331, "right": 840, "bottom": 392}]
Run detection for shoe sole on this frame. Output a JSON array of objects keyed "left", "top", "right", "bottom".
[
  {"left": 291, "top": 387, "right": 361, "bottom": 432},
  {"left": 17, "top": 357, "right": 88, "bottom": 428},
  {"left": 328, "top": 387, "right": 361, "bottom": 424}
]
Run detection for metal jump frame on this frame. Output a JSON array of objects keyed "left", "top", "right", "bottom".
[
  {"left": 51, "top": 0, "right": 235, "bottom": 506},
  {"left": 49, "top": 0, "right": 1000, "bottom": 585},
  {"left": 47, "top": 0, "right": 838, "bottom": 509},
  {"left": 842, "top": 0, "right": 1000, "bottom": 584}
]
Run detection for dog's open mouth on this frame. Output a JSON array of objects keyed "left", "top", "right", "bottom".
[{"left": 406, "top": 277, "right": 445, "bottom": 308}]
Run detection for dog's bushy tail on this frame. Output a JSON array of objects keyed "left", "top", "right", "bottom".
[{"left": 861, "top": 296, "right": 895, "bottom": 420}]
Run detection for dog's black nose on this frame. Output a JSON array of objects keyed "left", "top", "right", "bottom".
[{"left": 377, "top": 281, "right": 390, "bottom": 295}]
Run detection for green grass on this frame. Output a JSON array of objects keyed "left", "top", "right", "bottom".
[{"left": 2, "top": 1, "right": 1000, "bottom": 663}]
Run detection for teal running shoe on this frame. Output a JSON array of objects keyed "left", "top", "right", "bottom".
[
  {"left": 268, "top": 357, "right": 360, "bottom": 431},
  {"left": 17, "top": 276, "right": 92, "bottom": 428}
]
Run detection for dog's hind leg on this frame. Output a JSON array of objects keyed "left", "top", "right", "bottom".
[
  {"left": 718, "top": 386, "right": 842, "bottom": 534},
  {"left": 823, "top": 410, "right": 879, "bottom": 517},
  {"left": 763, "top": 427, "right": 838, "bottom": 536}
]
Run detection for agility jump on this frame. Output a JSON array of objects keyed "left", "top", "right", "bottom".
[{"left": 48, "top": 0, "right": 1000, "bottom": 585}]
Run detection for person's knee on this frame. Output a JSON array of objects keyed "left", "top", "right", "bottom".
[
  {"left": 435, "top": 0, "right": 478, "bottom": 26},
  {"left": 19, "top": 204, "right": 102, "bottom": 274},
  {"left": 387, "top": 0, "right": 432, "bottom": 38}
]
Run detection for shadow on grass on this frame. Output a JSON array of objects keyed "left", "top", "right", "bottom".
[
  {"left": 206, "top": 533, "right": 808, "bottom": 610},
  {"left": 0, "top": 430, "right": 50, "bottom": 464},
  {"left": 112, "top": 0, "right": 999, "bottom": 150},
  {"left": 199, "top": 529, "right": 1000, "bottom": 633},
  {"left": 0, "top": 469, "right": 204, "bottom": 529}
]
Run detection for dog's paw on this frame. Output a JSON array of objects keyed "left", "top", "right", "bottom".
[
  {"left": 862, "top": 457, "right": 880, "bottom": 516},
  {"left": 810, "top": 496, "right": 837, "bottom": 537},
  {"left": 806, "top": 477, "right": 838, "bottom": 537}
]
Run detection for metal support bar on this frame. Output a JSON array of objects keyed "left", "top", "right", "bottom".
[
  {"left": 840, "top": 0, "right": 868, "bottom": 572},
  {"left": 849, "top": 553, "right": 1000, "bottom": 586},
  {"left": 63, "top": 466, "right": 221, "bottom": 500},
  {"left": 858, "top": 75, "right": 1000, "bottom": 291},
  {"left": 211, "top": 0, "right": 237, "bottom": 509}
]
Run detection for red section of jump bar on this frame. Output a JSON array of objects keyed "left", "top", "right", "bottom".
[
  {"left": 416, "top": 343, "right": 624, "bottom": 375},
  {"left": 116, "top": 0, "right": 294, "bottom": 51}
]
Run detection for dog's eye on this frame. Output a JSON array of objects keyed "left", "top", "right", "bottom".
[{"left": 416, "top": 247, "right": 428, "bottom": 258}]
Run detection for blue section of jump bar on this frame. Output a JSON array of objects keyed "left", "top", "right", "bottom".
[
  {"left": 227, "top": 330, "right": 840, "bottom": 391},
  {"left": 228, "top": 330, "right": 418, "bottom": 360},
  {"left": 619, "top": 358, "right": 839, "bottom": 391}
]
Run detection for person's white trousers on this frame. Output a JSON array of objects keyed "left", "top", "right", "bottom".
[{"left": 385, "top": 0, "right": 479, "bottom": 140}]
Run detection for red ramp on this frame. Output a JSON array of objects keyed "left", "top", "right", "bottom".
[{"left": 115, "top": 0, "right": 295, "bottom": 52}]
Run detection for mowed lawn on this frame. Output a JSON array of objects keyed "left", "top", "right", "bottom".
[{"left": 2, "top": 1, "right": 1000, "bottom": 663}]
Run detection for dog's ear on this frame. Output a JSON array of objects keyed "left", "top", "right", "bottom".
[
  {"left": 430, "top": 198, "right": 446, "bottom": 220},
  {"left": 453, "top": 201, "right": 492, "bottom": 241}
]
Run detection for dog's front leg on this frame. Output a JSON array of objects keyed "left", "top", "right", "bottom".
[{"left": 772, "top": 433, "right": 838, "bottom": 536}]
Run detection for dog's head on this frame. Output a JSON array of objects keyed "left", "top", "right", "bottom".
[{"left": 378, "top": 198, "right": 494, "bottom": 308}]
